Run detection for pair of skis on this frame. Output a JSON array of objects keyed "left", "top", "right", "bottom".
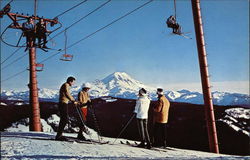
[
  {"left": 173, "top": 32, "right": 192, "bottom": 39},
  {"left": 54, "top": 136, "right": 109, "bottom": 145},
  {"left": 119, "top": 140, "right": 175, "bottom": 152}
]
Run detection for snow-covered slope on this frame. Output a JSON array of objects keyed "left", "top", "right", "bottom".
[
  {"left": 1, "top": 131, "right": 248, "bottom": 160},
  {"left": 218, "top": 108, "right": 250, "bottom": 136},
  {"left": 1, "top": 72, "right": 249, "bottom": 106}
]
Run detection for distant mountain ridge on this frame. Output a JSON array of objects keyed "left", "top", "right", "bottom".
[{"left": 1, "top": 72, "right": 249, "bottom": 106}]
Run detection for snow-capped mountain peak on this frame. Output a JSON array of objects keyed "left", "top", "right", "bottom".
[
  {"left": 1, "top": 72, "right": 250, "bottom": 106},
  {"left": 89, "top": 72, "right": 154, "bottom": 98},
  {"left": 101, "top": 72, "right": 145, "bottom": 90}
]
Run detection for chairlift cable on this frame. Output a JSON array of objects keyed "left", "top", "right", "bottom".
[
  {"left": 50, "top": 0, "right": 111, "bottom": 41},
  {"left": 1, "top": 44, "right": 22, "bottom": 65},
  {"left": 174, "top": 0, "right": 177, "bottom": 19},
  {"left": 54, "top": 0, "right": 88, "bottom": 18},
  {"left": 1, "top": 0, "right": 110, "bottom": 66},
  {"left": 64, "top": 29, "right": 67, "bottom": 54},
  {"left": 39, "top": 0, "right": 153, "bottom": 63},
  {"left": 8, "top": 0, "right": 14, "bottom": 4},
  {"left": 1, "top": 0, "right": 154, "bottom": 82},
  {"left": 1, "top": 53, "right": 27, "bottom": 70},
  {"left": 34, "top": 0, "right": 37, "bottom": 33},
  {"left": 1, "top": 69, "right": 27, "bottom": 82}
]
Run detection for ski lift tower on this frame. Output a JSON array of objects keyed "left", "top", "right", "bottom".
[
  {"left": 191, "top": 0, "right": 219, "bottom": 153},
  {"left": 0, "top": 4, "right": 59, "bottom": 131}
]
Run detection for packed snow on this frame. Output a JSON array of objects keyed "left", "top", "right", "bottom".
[
  {"left": 1, "top": 131, "right": 249, "bottom": 160},
  {"left": 2, "top": 107, "right": 250, "bottom": 159},
  {"left": 1, "top": 72, "right": 250, "bottom": 106}
]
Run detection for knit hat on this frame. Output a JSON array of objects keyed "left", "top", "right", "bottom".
[
  {"left": 82, "top": 83, "right": 91, "bottom": 89},
  {"left": 139, "top": 88, "right": 147, "bottom": 96},
  {"left": 157, "top": 88, "right": 164, "bottom": 95}
]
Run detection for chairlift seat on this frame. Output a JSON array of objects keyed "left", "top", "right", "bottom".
[
  {"left": 27, "top": 63, "right": 44, "bottom": 71},
  {"left": 60, "top": 54, "right": 73, "bottom": 61},
  {"left": 35, "top": 63, "right": 44, "bottom": 71}
]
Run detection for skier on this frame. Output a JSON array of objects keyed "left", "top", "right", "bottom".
[
  {"left": 153, "top": 88, "right": 170, "bottom": 148},
  {"left": 134, "top": 88, "right": 152, "bottom": 149},
  {"left": 22, "top": 17, "right": 35, "bottom": 50},
  {"left": 36, "top": 18, "right": 49, "bottom": 49},
  {"left": 76, "top": 83, "right": 92, "bottom": 140},
  {"left": 55, "top": 76, "right": 78, "bottom": 141},
  {"left": 166, "top": 15, "right": 182, "bottom": 34}
]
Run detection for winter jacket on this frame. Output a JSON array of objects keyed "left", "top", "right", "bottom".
[
  {"left": 59, "top": 82, "right": 75, "bottom": 104},
  {"left": 154, "top": 95, "right": 170, "bottom": 123},
  {"left": 22, "top": 22, "right": 34, "bottom": 31},
  {"left": 78, "top": 90, "right": 91, "bottom": 108},
  {"left": 134, "top": 96, "right": 150, "bottom": 119}
]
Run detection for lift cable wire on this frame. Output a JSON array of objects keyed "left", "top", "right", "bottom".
[
  {"left": 174, "top": 0, "right": 177, "bottom": 18},
  {"left": 50, "top": 0, "right": 111, "bottom": 41},
  {"left": 1, "top": 0, "right": 154, "bottom": 83},
  {"left": 1, "top": 0, "right": 111, "bottom": 67},
  {"left": 1, "top": 52, "right": 27, "bottom": 70},
  {"left": 54, "top": 0, "right": 88, "bottom": 18},
  {"left": 1, "top": 47, "right": 22, "bottom": 65},
  {"left": 1, "top": 0, "right": 87, "bottom": 64},
  {"left": 5, "top": 0, "right": 14, "bottom": 5},
  {"left": 1, "top": 69, "right": 27, "bottom": 82},
  {"left": 39, "top": 0, "right": 153, "bottom": 64}
]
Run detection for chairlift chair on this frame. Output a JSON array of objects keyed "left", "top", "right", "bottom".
[
  {"left": 27, "top": 63, "right": 44, "bottom": 71},
  {"left": 35, "top": 63, "right": 44, "bottom": 71},
  {"left": 60, "top": 30, "right": 73, "bottom": 61},
  {"left": 60, "top": 54, "right": 73, "bottom": 61}
]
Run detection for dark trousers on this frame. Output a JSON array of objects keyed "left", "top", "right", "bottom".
[
  {"left": 153, "top": 122, "right": 167, "bottom": 147},
  {"left": 37, "top": 32, "right": 47, "bottom": 46},
  {"left": 56, "top": 102, "right": 69, "bottom": 137},
  {"left": 25, "top": 32, "right": 35, "bottom": 47},
  {"left": 137, "top": 118, "right": 151, "bottom": 144}
]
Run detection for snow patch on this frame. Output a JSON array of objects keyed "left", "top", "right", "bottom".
[
  {"left": 218, "top": 108, "right": 250, "bottom": 137},
  {"left": 0, "top": 102, "right": 7, "bottom": 106}
]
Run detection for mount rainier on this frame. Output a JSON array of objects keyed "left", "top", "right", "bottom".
[{"left": 1, "top": 72, "right": 249, "bottom": 106}]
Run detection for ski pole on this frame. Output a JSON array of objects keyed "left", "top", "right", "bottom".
[
  {"left": 112, "top": 114, "right": 135, "bottom": 144},
  {"left": 74, "top": 104, "right": 93, "bottom": 143},
  {"left": 89, "top": 104, "right": 102, "bottom": 143}
]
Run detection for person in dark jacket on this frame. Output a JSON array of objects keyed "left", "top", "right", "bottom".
[
  {"left": 166, "top": 15, "right": 181, "bottom": 34},
  {"left": 22, "top": 17, "right": 35, "bottom": 48},
  {"left": 36, "top": 18, "right": 49, "bottom": 48},
  {"left": 55, "top": 76, "right": 77, "bottom": 140},
  {"left": 153, "top": 88, "right": 170, "bottom": 148}
]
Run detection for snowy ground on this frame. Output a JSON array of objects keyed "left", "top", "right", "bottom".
[{"left": 1, "top": 131, "right": 249, "bottom": 160}]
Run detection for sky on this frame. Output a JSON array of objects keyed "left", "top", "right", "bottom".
[{"left": 0, "top": 0, "right": 249, "bottom": 94}]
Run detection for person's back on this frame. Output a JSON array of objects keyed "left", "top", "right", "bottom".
[
  {"left": 135, "top": 96, "right": 150, "bottom": 119},
  {"left": 134, "top": 88, "right": 151, "bottom": 149},
  {"left": 154, "top": 95, "right": 170, "bottom": 123},
  {"left": 59, "top": 82, "right": 75, "bottom": 104},
  {"left": 153, "top": 88, "right": 171, "bottom": 147}
]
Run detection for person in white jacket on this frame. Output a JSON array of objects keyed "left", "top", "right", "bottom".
[{"left": 134, "top": 88, "right": 151, "bottom": 149}]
